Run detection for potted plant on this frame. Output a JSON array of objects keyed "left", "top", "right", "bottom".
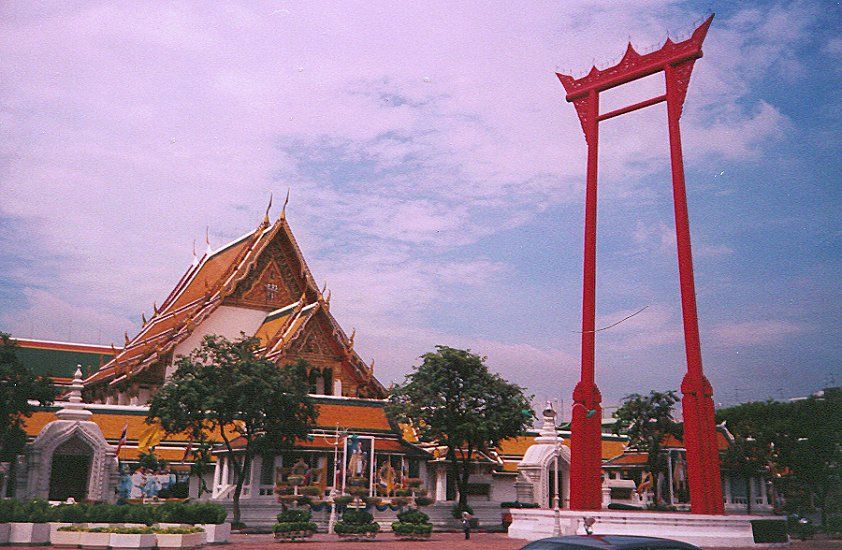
[
  {"left": 273, "top": 508, "right": 317, "bottom": 542},
  {"left": 333, "top": 509, "right": 379, "bottom": 540},
  {"left": 80, "top": 526, "right": 113, "bottom": 549},
  {"left": 287, "top": 474, "right": 305, "bottom": 487},
  {"left": 154, "top": 526, "right": 205, "bottom": 549},
  {"left": 392, "top": 509, "right": 433, "bottom": 540},
  {"left": 9, "top": 499, "right": 51, "bottom": 545},
  {"left": 333, "top": 495, "right": 353, "bottom": 507}
]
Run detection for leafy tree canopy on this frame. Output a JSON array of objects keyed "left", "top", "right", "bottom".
[
  {"left": 147, "top": 334, "right": 317, "bottom": 524},
  {"left": 612, "top": 390, "right": 681, "bottom": 504},
  {"left": 717, "top": 389, "right": 841, "bottom": 524},
  {"left": 386, "top": 345, "right": 533, "bottom": 507},
  {"left": 0, "top": 332, "right": 58, "bottom": 460}
]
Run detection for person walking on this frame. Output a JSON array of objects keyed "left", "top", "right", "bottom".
[{"left": 461, "top": 510, "right": 473, "bottom": 540}]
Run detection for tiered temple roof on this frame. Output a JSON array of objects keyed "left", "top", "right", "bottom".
[{"left": 84, "top": 210, "right": 385, "bottom": 399}]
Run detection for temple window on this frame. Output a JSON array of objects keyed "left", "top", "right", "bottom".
[
  {"left": 323, "top": 368, "right": 333, "bottom": 396},
  {"left": 308, "top": 369, "right": 320, "bottom": 394}
]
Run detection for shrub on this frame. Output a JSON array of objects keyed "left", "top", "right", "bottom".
[
  {"left": 333, "top": 495, "right": 353, "bottom": 506},
  {"left": 51, "top": 503, "right": 89, "bottom": 523},
  {"left": 341, "top": 510, "right": 373, "bottom": 525},
  {"left": 0, "top": 499, "right": 16, "bottom": 523},
  {"left": 11, "top": 499, "right": 50, "bottom": 523},
  {"left": 124, "top": 504, "right": 156, "bottom": 526},
  {"left": 273, "top": 521, "right": 317, "bottom": 533},
  {"left": 415, "top": 496, "right": 433, "bottom": 507},
  {"left": 750, "top": 519, "right": 788, "bottom": 543},
  {"left": 86, "top": 503, "right": 113, "bottom": 523},
  {"left": 277, "top": 509, "right": 311, "bottom": 523},
  {"left": 394, "top": 488, "right": 412, "bottom": 497},
  {"left": 397, "top": 510, "right": 429, "bottom": 524},
  {"left": 406, "top": 478, "right": 423, "bottom": 487},
  {"left": 301, "top": 486, "right": 322, "bottom": 496}
]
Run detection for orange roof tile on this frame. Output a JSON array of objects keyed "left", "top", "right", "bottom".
[{"left": 315, "top": 402, "right": 392, "bottom": 432}]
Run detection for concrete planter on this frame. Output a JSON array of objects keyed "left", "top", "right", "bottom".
[
  {"left": 200, "top": 522, "right": 230, "bottom": 544},
  {"left": 156, "top": 531, "right": 206, "bottom": 549},
  {"left": 9, "top": 522, "right": 51, "bottom": 545},
  {"left": 110, "top": 532, "right": 157, "bottom": 549},
  {"left": 0, "top": 523, "right": 10, "bottom": 545},
  {"left": 51, "top": 528, "right": 83, "bottom": 548},
  {"left": 80, "top": 530, "right": 112, "bottom": 549}
]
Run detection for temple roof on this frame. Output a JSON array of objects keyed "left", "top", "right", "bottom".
[
  {"left": 84, "top": 211, "right": 385, "bottom": 397},
  {"left": 11, "top": 338, "right": 119, "bottom": 380}
]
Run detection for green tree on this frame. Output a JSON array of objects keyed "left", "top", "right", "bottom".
[
  {"left": 720, "top": 435, "right": 770, "bottom": 515},
  {"left": 718, "top": 389, "right": 841, "bottom": 527},
  {"left": 147, "top": 334, "right": 317, "bottom": 525},
  {"left": 0, "top": 333, "right": 58, "bottom": 480},
  {"left": 612, "top": 390, "right": 681, "bottom": 506},
  {"left": 386, "top": 346, "right": 533, "bottom": 511}
]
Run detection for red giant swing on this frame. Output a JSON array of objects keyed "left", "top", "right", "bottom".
[{"left": 557, "top": 15, "right": 725, "bottom": 515}]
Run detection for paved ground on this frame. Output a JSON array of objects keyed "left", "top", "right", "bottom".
[
  {"left": 227, "top": 533, "right": 842, "bottom": 549},
  {"left": 6, "top": 532, "right": 841, "bottom": 549}
]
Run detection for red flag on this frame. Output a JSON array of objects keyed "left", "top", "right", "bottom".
[{"left": 115, "top": 423, "right": 129, "bottom": 456}]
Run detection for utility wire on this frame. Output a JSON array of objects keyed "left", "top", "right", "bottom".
[{"left": 573, "top": 305, "right": 650, "bottom": 334}]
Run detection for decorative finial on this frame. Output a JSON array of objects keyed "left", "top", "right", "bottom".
[
  {"left": 124, "top": 332, "right": 130, "bottom": 346},
  {"left": 325, "top": 289, "right": 331, "bottom": 305},
  {"left": 111, "top": 343, "right": 117, "bottom": 354},
  {"left": 192, "top": 239, "right": 199, "bottom": 267},
  {"left": 263, "top": 192, "right": 273, "bottom": 225},
  {"left": 141, "top": 312, "right": 147, "bottom": 325},
  {"left": 349, "top": 328, "right": 356, "bottom": 348},
  {"left": 153, "top": 302, "right": 158, "bottom": 315},
  {"left": 321, "top": 281, "right": 327, "bottom": 294},
  {"left": 369, "top": 358, "right": 375, "bottom": 373},
  {"left": 205, "top": 226, "right": 212, "bottom": 254},
  {"left": 280, "top": 188, "right": 290, "bottom": 220}
]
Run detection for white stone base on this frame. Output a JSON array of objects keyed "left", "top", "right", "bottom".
[{"left": 508, "top": 508, "right": 787, "bottom": 548}]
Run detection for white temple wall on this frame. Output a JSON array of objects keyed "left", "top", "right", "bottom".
[{"left": 169, "top": 306, "right": 268, "bottom": 377}]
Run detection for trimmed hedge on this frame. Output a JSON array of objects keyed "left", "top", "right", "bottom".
[
  {"left": 0, "top": 499, "right": 226, "bottom": 525},
  {"left": 274, "top": 508, "right": 317, "bottom": 535},
  {"left": 334, "top": 508, "right": 379, "bottom": 535},
  {"left": 392, "top": 508, "right": 433, "bottom": 538}
]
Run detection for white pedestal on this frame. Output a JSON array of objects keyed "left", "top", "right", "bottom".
[{"left": 508, "top": 508, "right": 786, "bottom": 548}]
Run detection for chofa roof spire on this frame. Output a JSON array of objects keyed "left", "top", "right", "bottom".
[
  {"left": 281, "top": 188, "right": 290, "bottom": 220},
  {"left": 263, "top": 192, "right": 273, "bottom": 226}
]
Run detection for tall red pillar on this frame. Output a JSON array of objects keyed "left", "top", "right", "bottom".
[
  {"left": 558, "top": 15, "right": 724, "bottom": 514},
  {"left": 665, "top": 63, "right": 725, "bottom": 514},
  {"left": 569, "top": 88, "right": 604, "bottom": 511}
]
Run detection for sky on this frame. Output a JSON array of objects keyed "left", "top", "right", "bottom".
[{"left": 1, "top": 1, "right": 840, "bottom": 413}]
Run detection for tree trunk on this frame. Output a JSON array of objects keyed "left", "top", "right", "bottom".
[
  {"left": 456, "top": 443, "right": 474, "bottom": 509},
  {"left": 231, "top": 453, "right": 250, "bottom": 526},
  {"left": 446, "top": 447, "right": 460, "bottom": 504},
  {"left": 746, "top": 476, "right": 752, "bottom": 516}
]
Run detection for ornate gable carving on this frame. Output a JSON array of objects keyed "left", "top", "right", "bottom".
[
  {"left": 227, "top": 232, "right": 305, "bottom": 309},
  {"left": 289, "top": 316, "right": 343, "bottom": 363}
]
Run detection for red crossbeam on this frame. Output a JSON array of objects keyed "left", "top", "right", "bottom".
[{"left": 598, "top": 94, "right": 666, "bottom": 121}]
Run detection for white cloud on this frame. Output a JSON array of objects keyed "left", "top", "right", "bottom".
[{"left": 710, "top": 320, "right": 806, "bottom": 347}]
